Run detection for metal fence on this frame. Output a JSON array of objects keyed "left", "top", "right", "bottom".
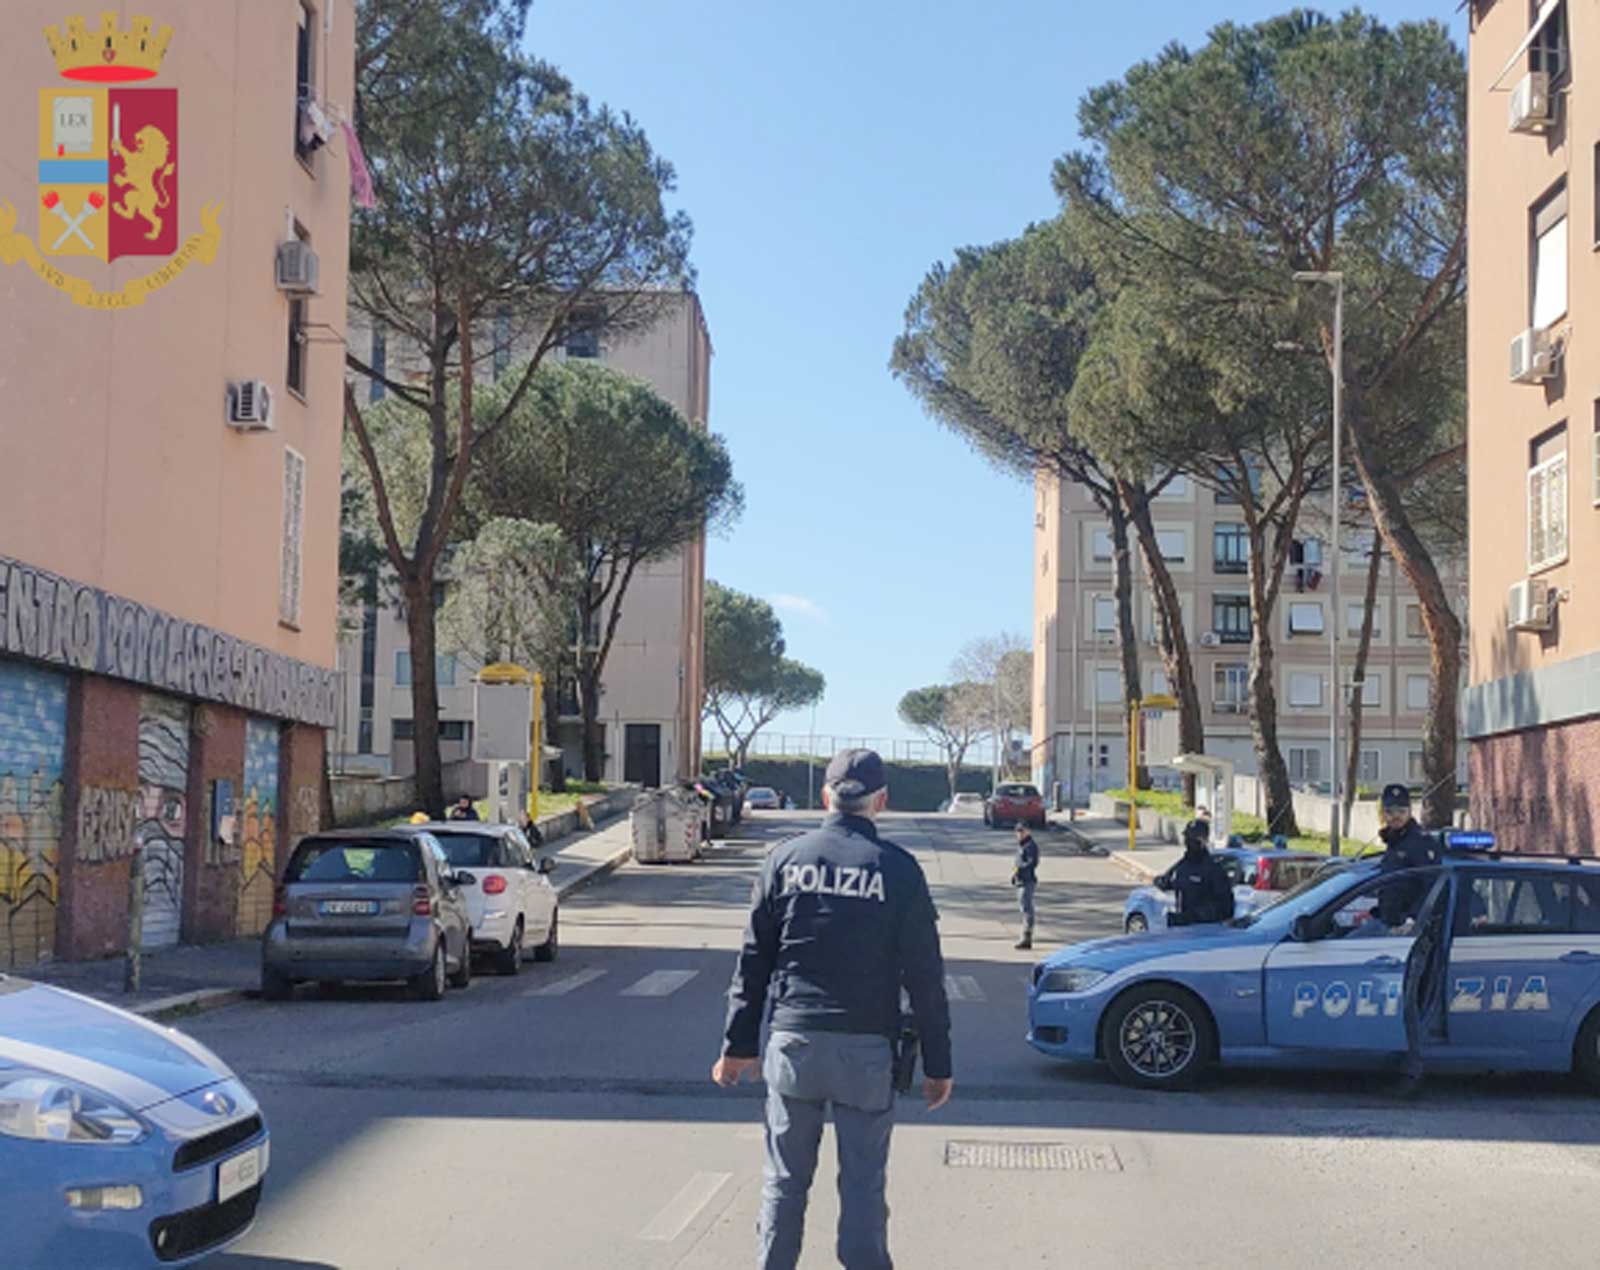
[{"left": 704, "top": 733, "right": 1014, "bottom": 767}]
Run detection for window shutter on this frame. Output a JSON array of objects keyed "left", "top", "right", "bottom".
[
  {"left": 280, "top": 447, "right": 306, "bottom": 626},
  {"left": 1528, "top": 463, "right": 1547, "bottom": 569},
  {"left": 1546, "top": 453, "right": 1568, "bottom": 564}
]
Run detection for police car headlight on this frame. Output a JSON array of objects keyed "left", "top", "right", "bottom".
[
  {"left": 0, "top": 1070, "right": 146, "bottom": 1144},
  {"left": 1037, "top": 968, "right": 1109, "bottom": 995}
]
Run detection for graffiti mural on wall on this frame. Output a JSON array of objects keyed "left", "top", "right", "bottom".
[
  {"left": 0, "top": 664, "right": 67, "bottom": 968},
  {"left": 136, "top": 696, "right": 190, "bottom": 949},
  {"left": 238, "top": 719, "right": 280, "bottom": 936}
]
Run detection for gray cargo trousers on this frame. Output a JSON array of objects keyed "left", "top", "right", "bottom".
[{"left": 759, "top": 1029, "right": 896, "bottom": 1270}]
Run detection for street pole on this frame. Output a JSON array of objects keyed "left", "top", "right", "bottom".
[
  {"left": 1089, "top": 591, "right": 1101, "bottom": 802},
  {"left": 992, "top": 672, "right": 1001, "bottom": 794},
  {"left": 1295, "top": 269, "right": 1345, "bottom": 856},
  {"left": 806, "top": 700, "right": 817, "bottom": 811},
  {"left": 1128, "top": 702, "right": 1138, "bottom": 853},
  {"left": 1068, "top": 514, "right": 1079, "bottom": 817}
]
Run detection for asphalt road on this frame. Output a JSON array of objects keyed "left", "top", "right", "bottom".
[{"left": 188, "top": 812, "right": 1600, "bottom": 1270}]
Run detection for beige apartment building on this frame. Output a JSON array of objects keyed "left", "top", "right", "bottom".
[
  {"left": 1031, "top": 474, "right": 1467, "bottom": 805},
  {"left": 334, "top": 291, "right": 711, "bottom": 788},
  {"left": 1466, "top": 0, "right": 1600, "bottom": 851},
  {"left": 0, "top": 2, "right": 353, "bottom": 964}
]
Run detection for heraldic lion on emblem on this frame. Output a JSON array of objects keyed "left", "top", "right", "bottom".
[{"left": 111, "top": 124, "right": 175, "bottom": 242}]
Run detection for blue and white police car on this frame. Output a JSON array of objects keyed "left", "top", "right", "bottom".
[{"left": 1030, "top": 832, "right": 1600, "bottom": 1089}]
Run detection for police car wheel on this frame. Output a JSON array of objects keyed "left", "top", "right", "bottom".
[
  {"left": 1103, "top": 984, "right": 1214, "bottom": 1090},
  {"left": 1574, "top": 1008, "right": 1600, "bottom": 1091}
]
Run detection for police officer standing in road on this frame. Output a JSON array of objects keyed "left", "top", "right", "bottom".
[
  {"left": 713, "top": 749, "right": 953, "bottom": 1270},
  {"left": 1374, "top": 783, "right": 1442, "bottom": 928},
  {"left": 1012, "top": 823, "right": 1039, "bottom": 950},
  {"left": 1155, "top": 820, "right": 1236, "bottom": 926}
]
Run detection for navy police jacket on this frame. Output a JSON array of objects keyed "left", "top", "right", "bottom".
[{"left": 723, "top": 812, "right": 953, "bottom": 1079}]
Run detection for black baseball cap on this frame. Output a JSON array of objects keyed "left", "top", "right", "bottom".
[
  {"left": 1381, "top": 783, "right": 1412, "bottom": 809},
  {"left": 824, "top": 748, "right": 887, "bottom": 798}
]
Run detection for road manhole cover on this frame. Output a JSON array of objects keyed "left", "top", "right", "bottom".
[{"left": 943, "top": 1141, "right": 1123, "bottom": 1172}]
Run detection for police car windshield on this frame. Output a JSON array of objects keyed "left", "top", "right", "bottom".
[{"left": 1231, "top": 864, "right": 1365, "bottom": 928}]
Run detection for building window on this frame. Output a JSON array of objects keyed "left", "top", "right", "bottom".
[
  {"left": 279, "top": 447, "right": 305, "bottom": 628},
  {"left": 1288, "top": 671, "right": 1324, "bottom": 708},
  {"left": 1530, "top": 0, "right": 1569, "bottom": 85},
  {"left": 286, "top": 223, "right": 310, "bottom": 398},
  {"left": 1287, "top": 602, "right": 1325, "bottom": 635},
  {"left": 1407, "top": 749, "right": 1425, "bottom": 783},
  {"left": 1213, "top": 594, "right": 1251, "bottom": 644},
  {"left": 1291, "top": 538, "right": 1324, "bottom": 569},
  {"left": 1214, "top": 462, "right": 1263, "bottom": 506},
  {"left": 393, "top": 718, "right": 415, "bottom": 742},
  {"left": 1355, "top": 672, "right": 1382, "bottom": 707},
  {"left": 1343, "top": 528, "right": 1377, "bottom": 567},
  {"left": 1528, "top": 443, "right": 1570, "bottom": 572},
  {"left": 1155, "top": 529, "right": 1187, "bottom": 563},
  {"left": 1289, "top": 747, "right": 1323, "bottom": 784},
  {"left": 395, "top": 653, "right": 457, "bottom": 687},
  {"left": 439, "top": 721, "right": 469, "bottom": 743},
  {"left": 1593, "top": 402, "right": 1600, "bottom": 505},
  {"left": 1346, "top": 601, "right": 1381, "bottom": 638},
  {"left": 1159, "top": 475, "right": 1190, "bottom": 499},
  {"left": 1405, "top": 674, "right": 1430, "bottom": 712},
  {"left": 369, "top": 324, "right": 387, "bottom": 403},
  {"left": 1090, "top": 527, "right": 1114, "bottom": 563},
  {"left": 1213, "top": 663, "right": 1248, "bottom": 713},
  {"left": 1092, "top": 596, "right": 1117, "bottom": 634},
  {"left": 564, "top": 324, "right": 600, "bottom": 359},
  {"left": 1359, "top": 750, "right": 1381, "bottom": 785},
  {"left": 1531, "top": 181, "right": 1568, "bottom": 331},
  {"left": 493, "top": 307, "right": 511, "bottom": 380},
  {"left": 1093, "top": 667, "right": 1122, "bottom": 705},
  {"left": 295, "top": 2, "right": 316, "bottom": 163},
  {"left": 1213, "top": 523, "right": 1248, "bottom": 574},
  {"left": 1404, "top": 604, "right": 1425, "bottom": 640}
]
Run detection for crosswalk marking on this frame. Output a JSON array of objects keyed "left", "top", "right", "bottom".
[
  {"left": 638, "top": 1171, "right": 731, "bottom": 1242},
  {"left": 524, "top": 967, "right": 608, "bottom": 997},
  {"left": 621, "top": 969, "right": 699, "bottom": 997},
  {"left": 945, "top": 974, "right": 985, "bottom": 1002}
]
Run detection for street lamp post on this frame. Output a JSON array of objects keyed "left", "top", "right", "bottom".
[
  {"left": 1089, "top": 591, "right": 1103, "bottom": 800},
  {"left": 1294, "top": 270, "right": 1345, "bottom": 856}
]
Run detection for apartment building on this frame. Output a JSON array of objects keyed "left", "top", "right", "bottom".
[
  {"left": 1031, "top": 473, "right": 1468, "bottom": 803},
  {"left": 0, "top": 2, "right": 354, "bottom": 965},
  {"left": 1465, "top": 0, "right": 1600, "bottom": 851},
  {"left": 334, "top": 291, "right": 712, "bottom": 788}
]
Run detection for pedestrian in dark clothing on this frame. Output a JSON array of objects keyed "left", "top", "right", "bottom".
[
  {"left": 447, "top": 794, "right": 480, "bottom": 822},
  {"left": 1155, "top": 820, "right": 1236, "bottom": 926},
  {"left": 1012, "top": 824, "right": 1039, "bottom": 950},
  {"left": 714, "top": 749, "right": 952, "bottom": 1270},
  {"left": 518, "top": 812, "right": 544, "bottom": 848}
]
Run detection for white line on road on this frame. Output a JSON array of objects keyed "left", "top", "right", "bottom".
[
  {"left": 523, "top": 968, "right": 608, "bottom": 997},
  {"left": 638, "top": 1171, "right": 731, "bottom": 1242},
  {"left": 621, "top": 969, "right": 699, "bottom": 997},
  {"left": 945, "top": 974, "right": 985, "bottom": 1002}
]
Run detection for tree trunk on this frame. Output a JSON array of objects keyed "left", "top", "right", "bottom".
[
  {"left": 544, "top": 666, "right": 565, "bottom": 793},
  {"left": 1246, "top": 525, "right": 1299, "bottom": 838},
  {"left": 1344, "top": 404, "right": 1464, "bottom": 829},
  {"left": 1105, "top": 499, "right": 1147, "bottom": 788},
  {"left": 578, "top": 657, "right": 604, "bottom": 782},
  {"left": 1123, "top": 481, "right": 1204, "bottom": 805},
  {"left": 402, "top": 573, "right": 445, "bottom": 816},
  {"left": 1343, "top": 540, "right": 1384, "bottom": 831}
]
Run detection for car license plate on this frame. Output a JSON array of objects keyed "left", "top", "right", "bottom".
[
  {"left": 320, "top": 899, "right": 379, "bottom": 916},
  {"left": 217, "top": 1143, "right": 265, "bottom": 1204}
]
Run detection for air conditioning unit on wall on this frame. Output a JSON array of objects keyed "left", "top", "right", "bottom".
[
  {"left": 1510, "top": 71, "right": 1552, "bottom": 134},
  {"left": 226, "top": 380, "right": 274, "bottom": 431},
  {"left": 1198, "top": 631, "right": 1220, "bottom": 648},
  {"left": 276, "top": 239, "right": 320, "bottom": 294},
  {"left": 1507, "top": 578, "right": 1552, "bottom": 632},
  {"left": 1510, "top": 327, "right": 1555, "bottom": 384}
]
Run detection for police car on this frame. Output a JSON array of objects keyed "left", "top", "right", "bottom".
[{"left": 1029, "top": 832, "right": 1600, "bottom": 1090}]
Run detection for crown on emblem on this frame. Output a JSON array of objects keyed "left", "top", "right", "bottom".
[{"left": 44, "top": 12, "right": 173, "bottom": 82}]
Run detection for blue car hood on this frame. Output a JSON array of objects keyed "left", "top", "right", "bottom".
[
  {"left": 0, "top": 977, "right": 233, "bottom": 1111},
  {"left": 1041, "top": 924, "right": 1257, "bottom": 974}
]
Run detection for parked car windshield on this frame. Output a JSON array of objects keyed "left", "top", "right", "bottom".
[
  {"left": 287, "top": 840, "right": 422, "bottom": 884},
  {"left": 429, "top": 833, "right": 503, "bottom": 869},
  {"left": 997, "top": 784, "right": 1039, "bottom": 798}
]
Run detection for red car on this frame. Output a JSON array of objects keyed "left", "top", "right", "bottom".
[{"left": 986, "top": 782, "right": 1046, "bottom": 829}]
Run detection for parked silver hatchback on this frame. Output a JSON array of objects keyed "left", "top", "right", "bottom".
[{"left": 261, "top": 828, "right": 474, "bottom": 1002}]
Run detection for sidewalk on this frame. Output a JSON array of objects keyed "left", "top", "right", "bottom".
[
  {"left": 1052, "top": 813, "right": 1182, "bottom": 884},
  {"left": 21, "top": 808, "right": 637, "bottom": 1021}
]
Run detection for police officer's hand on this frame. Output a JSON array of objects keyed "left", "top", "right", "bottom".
[
  {"left": 923, "top": 1077, "right": 953, "bottom": 1111},
  {"left": 711, "top": 1056, "right": 760, "bottom": 1087}
]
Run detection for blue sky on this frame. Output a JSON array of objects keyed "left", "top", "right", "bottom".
[{"left": 525, "top": 1, "right": 1467, "bottom": 748}]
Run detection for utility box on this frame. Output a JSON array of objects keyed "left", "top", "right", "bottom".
[{"left": 1171, "top": 753, "right": 1235, "bottom": 849}]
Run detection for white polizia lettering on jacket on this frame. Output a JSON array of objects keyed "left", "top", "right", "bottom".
[{"left": 781, "top": 863, "right": 887, "bottom": 902}]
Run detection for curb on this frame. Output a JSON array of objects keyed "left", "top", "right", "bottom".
[
  {"left": 134, "top": 987, "right": 251, "bottom": 1023},
  {"left": 554, "top": 843, "right": 633, "bottom": 899},
  {"left": 1109, "top": 851, "right": 1163, "bottom": 884}
]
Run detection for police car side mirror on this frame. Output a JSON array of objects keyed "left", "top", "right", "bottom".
[{"left": 1291, "top": 914, "right": 1317, "bottom": 943}]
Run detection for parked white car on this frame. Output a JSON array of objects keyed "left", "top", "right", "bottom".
[
  {"left": 947, "top": 792, "right": 986, "bottom": 816},
  {"left": 424, "top": 822, "right": 558, "bottom": 972}
]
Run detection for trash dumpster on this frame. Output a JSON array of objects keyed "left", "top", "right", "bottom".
[{"left": 631, "top": 787, "right": 703, "bottom": 864}]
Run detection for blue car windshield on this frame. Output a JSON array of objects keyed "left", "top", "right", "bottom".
[{"left": 1231, "top": 865, "right": 1368, "bottom": 928}]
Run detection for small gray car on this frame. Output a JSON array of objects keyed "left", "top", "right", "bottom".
[{"left": 261, "top": 828, "right": 474, "bottom": 1002}]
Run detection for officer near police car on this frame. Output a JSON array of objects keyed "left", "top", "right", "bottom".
[
  {"left": 713, "top": 748, "right": 953, "bottom": 1270},
  {"left": 1155, "top": 819, "right": 1236, "bottom": 926}
]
